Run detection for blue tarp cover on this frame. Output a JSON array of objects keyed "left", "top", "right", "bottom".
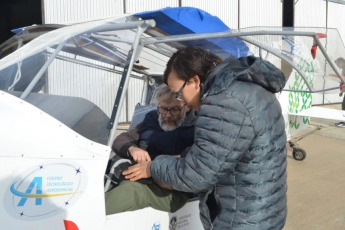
[{"left": 135, "top": 7, "right": 251, "bottom": 58}]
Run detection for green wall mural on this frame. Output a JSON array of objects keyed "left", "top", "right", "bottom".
[{"left": 288, "top": 57, "right": 316, "bottom": 130}]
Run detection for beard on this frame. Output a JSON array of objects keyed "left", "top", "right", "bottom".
[{"left": 158, "top": 112, "right": 186, "bottom": 131}]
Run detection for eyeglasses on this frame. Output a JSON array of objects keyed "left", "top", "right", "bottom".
[
  {"left": 175, "top": 80, "right": 188, "bottom": 101},
  {"left": 157, "top": 106, "right": 182, "bottom": 116}
]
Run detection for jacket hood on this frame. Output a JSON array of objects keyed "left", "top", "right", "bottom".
[{"left": 201, "top": 56, "right": 286, "bottom": 97}]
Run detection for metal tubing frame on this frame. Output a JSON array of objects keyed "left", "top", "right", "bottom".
[
  {"left": 106, "top": 23, "right": 153, "bottom": 147},
  {"left": 63, "top": 43, "right": 126, "bottom": 66},
  {"left": 54, "top": 54, "right": 146, "bottom": 81},
  {"left": 313, "top": 34, "right": 344, "bottom": 82},
  {"left": 84, "top": 19, "right": 156, "bottom": 35},
  {"left": 20, "top": 40, "right": 67, "bottom": 99},
  {"left": 104, "top": 23, "right": 153, "bottom": 192},
  {"left": 0, "top": 19, "right": 156, "bottom": 72},
  {"left": 91, "top": 34, "right": 133, "bottom": 45},
  {"left": 142, "top": 30, "right": 320, "bottom": 44},
  {"left": 142, "top": 29, "right": 345, "bottom": 89}
]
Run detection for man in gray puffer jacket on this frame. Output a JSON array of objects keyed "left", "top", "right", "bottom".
[{"left": 124, "top": 46, "right": 287, "bottom": 230}]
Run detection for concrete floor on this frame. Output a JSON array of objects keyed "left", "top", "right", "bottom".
[{"left": 284, "top": 104, "right": 345, "bottom": 230}]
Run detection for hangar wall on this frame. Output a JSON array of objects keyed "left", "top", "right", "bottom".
[
  {"left": 43, "top": 0, "right": 282, "bottom": 29},
  {"left": 43, "top": 0, "right": 345, "bottom": 45},
  {"left": 41, "top": 0, "right": 345, "bottom": 120}
]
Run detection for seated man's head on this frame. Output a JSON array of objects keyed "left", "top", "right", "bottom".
[{"left": 155, "top": 84, "right": 190, "bottom": 131}]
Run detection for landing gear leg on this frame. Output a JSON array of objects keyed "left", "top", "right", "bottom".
[{"left": 287, "top": 125, "right": 322, "bottom": 161}]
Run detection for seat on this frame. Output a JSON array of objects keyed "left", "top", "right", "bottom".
[{"left": 128, "top": 103, "right": 157, "bottom": 129}]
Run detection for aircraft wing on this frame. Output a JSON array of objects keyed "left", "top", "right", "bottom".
[{"left": 289, "top": 106, "right": 345, "bottom": 121}]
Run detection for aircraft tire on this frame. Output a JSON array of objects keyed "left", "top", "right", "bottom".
[{"left": 292, "top": 148, "right": 306, "bottom": 161}]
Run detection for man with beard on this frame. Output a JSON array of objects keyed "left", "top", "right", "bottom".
[{"left": 105, "top": 84, "right": 195, "bottom": 214}]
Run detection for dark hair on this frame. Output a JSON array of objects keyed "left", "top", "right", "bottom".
[
  {"left": 163, "top": 46, "right": 223, "bottom": 84},
  {"left": 335, "top": 57, "right": 345, "bottom": 64}
]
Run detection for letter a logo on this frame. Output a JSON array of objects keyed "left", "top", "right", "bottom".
[{"left": 13, "top": 177, "right": 43, "bottom": 206}]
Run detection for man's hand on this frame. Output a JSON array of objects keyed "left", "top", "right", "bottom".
[
  {"left": 123, "top": 161, "right": 152, "bottom": 181},
  {"left": 128, "top": 146, "right": 151, "bottom": 163}
]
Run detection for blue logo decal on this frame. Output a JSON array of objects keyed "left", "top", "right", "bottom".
[
  {"left": 4, "top": 161, "right": 87, "bottom": 221},
  {"left": 11, "top": 177, "right": 43, "bottom": 206},
  {"left": 152, "top": 222, "right": 160, "bottom": 230}
]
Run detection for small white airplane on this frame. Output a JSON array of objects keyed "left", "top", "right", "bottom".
[{"left": 1, "top": 7, "right": 345, "bottom": 230}]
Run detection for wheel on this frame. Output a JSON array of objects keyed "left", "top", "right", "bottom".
[{"left": 292, "top": 148, "right": 306, "bottom": 161}]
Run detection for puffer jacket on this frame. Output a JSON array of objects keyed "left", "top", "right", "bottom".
[{"left": 151, "top": 56, "right": 287, "bottom": 230}]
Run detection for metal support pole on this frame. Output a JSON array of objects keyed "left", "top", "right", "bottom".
[{"left": 20, "top": 40, "right": 67, "bottom": 99}]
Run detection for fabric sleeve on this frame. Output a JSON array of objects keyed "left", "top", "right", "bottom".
[{"left": 112, "top": 122, "right": 142, "bottom": 159}]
